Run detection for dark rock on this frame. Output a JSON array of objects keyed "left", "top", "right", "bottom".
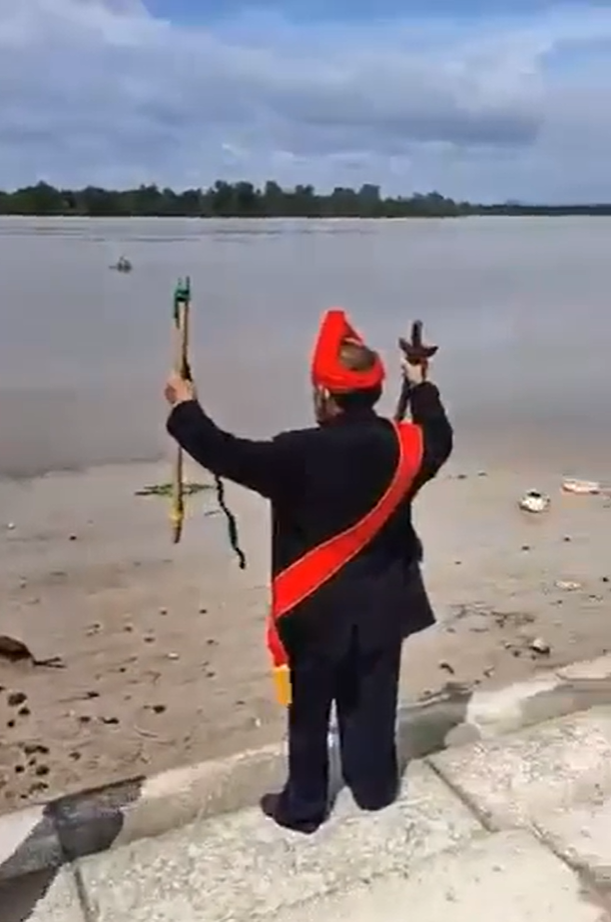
[
  {"left": 8, "top": 691, "right": 27, "bottom": 707},
  {"left": 22, "top": 743, "right": 49, "bottom": 756}
]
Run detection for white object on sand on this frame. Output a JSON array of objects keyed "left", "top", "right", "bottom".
[
  {"left": 518, "top": 490, "right": 551, "bottom": 514},
  {"left": 562, "top": 478, "right": 601, "bottom": 495}
]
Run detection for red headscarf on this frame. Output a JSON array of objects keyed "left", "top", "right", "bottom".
[{"left": 311, "top": 309, "right": 385, "bottom": 393}]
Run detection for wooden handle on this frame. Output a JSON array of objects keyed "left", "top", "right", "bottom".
[{"left": 394, "top": 320, "right": 438, "bottom": 422}]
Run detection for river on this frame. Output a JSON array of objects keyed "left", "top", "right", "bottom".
[{"left": 0, "top": 216, "right": 609, "bottom": 478}]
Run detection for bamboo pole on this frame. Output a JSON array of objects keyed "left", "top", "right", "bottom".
[{"left": 170, "top": 277, "right": 191, "bottom": 544}]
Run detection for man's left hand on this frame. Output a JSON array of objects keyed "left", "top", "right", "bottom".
[{"left": 164, "top": 373, "right": 197, "bottom": 407}]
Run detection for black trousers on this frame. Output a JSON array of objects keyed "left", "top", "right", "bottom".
[{"left": 282, "top": 630, "right": 403, "bottom": 823}]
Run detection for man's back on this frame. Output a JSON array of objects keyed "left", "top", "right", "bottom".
[
  {"left": 271, "top": 397, "right": 448, "bottom": 657},
  {"left": 167, "top": 382, "right": 452, "bottom": 658}
]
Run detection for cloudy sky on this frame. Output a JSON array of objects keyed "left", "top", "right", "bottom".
[{"left": 1, "top": 0, "right": 611, "bottom": 202}]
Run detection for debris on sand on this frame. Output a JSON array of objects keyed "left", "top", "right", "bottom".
[
  {"left": 135, "top": 481, "right": 211, "bottom": 498},
  {"left": 7, "top": 691, "right": 27, "bottom": 707},
  {"left": 555, "top": 580, "right": 582, "bottom": 591},
  {"left": 0, "top": 636, "right": 64, "bottom": 668},
  {"left": 519, "top": 490, "right": 550, "bottom": 514},
  {"left": 562, "top": 478, "right": 601, "bottom": 495},
  {"left": 530, "top": 637, "right": 551, "bottom": 656}
]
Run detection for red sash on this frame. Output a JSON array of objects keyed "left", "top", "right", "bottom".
[{"left": 267, "top": 421, "right": 423, "bottom": 705}]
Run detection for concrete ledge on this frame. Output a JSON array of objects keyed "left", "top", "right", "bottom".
[
  {"left": 271, "top": 830, "right": 608, "bottom": 922},
  {"left": 78, "top": 762, "right": 482, "bottom": 922},
  {"left": 429, "top": 705, "right": 611, "bottom": 829},
  {"left": 0, "top": 806, "right": 62, "bottom": 880},
  {"left": 534, "top": 795, "right": 611, "bottom": 887},
  {"left": 59, "top": 744, "right": 288, "bottom": 858},
  {"left": 1, "top": 653, "right": 611, "bottom": 882}
]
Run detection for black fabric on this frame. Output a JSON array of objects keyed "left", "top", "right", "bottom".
[
  {"left": 167, "top": 380, "right": 452, "bottom": 821},
  {"left": 281, "top": 629, "right": 403, "bottom": 822},
  {"left": 167, "top": 381, "right": 452, "bottom": 655}
]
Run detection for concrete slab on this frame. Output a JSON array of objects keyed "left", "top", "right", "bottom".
[
  {"left": 558, "top": 656, "right": 611, "bottom": 681},
  {"left": 0, "top": 805, "right": 62, "bottom": 880},
  {"left": 535, "top": 796, "right": 611, "bottom": 887},
  {"left": 270, "top": 831, "right": 609, "bottom": 922},
  {"left": 463, "top": 674, "right": 562, "bottom": 737},
  {"left": 0, "top": 867, "right": 85, "bottom": 922},
  {"left": 79, "top": 761, "right": 483, "bottom": 922},
  {"left": 429, "top": 706, "right": 611, "bottom": 828}
]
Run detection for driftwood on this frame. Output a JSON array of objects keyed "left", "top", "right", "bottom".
[{"left": 0, "top": 635, "right": 64, "bottom": 668}]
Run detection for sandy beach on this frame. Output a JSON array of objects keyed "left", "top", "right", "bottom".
[
  {"left": 1, "top": 215, "right": 611, "bottom": 813},
  {"left": 1, "top": 451, "right": 610, "bottom": 814}
]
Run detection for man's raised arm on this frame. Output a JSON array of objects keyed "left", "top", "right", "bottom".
[
  {"left": 165, "top": 375, "right": 297, "bottom": 500},
  {"left": 399, "top": 354, "right": 453, "bottom": 492}
]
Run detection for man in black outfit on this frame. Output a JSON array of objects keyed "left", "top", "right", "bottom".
[{"left": 165, "top": 309, "right": 452, "bottom": 834}]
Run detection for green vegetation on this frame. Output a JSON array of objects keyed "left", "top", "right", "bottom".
[
  {"left": 1, "top": 181, "right": 609, "bottom": 218},
  {"left": 135, "top": 482, "right": 211, "bottom": 497}
]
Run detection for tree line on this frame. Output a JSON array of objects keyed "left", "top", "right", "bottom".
[{"left": 0, "top": 180, "right": 609, "bottom": 218}]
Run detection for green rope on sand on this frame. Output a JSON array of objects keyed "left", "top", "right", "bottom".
[
  {"left": 135, "top": 481, "right": 211, "bottom": 497},
  {"left": 213, "top": 473, "right": 246, "bottom": 569}
]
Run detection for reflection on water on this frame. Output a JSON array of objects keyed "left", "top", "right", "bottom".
[{"left": 0, "top": 216, "right": 610, "bottom": 478}]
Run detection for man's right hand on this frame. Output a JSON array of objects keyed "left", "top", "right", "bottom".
[
  {"left": 164, "top": 373, "right": 197, "bottom": 408},
  {"left": 401, "top": 357, "right": 428, "bottom": 386}
]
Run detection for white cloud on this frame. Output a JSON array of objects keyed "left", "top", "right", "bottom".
[{"left": 0, "top": 0, "right": 611, "bottom": 201}]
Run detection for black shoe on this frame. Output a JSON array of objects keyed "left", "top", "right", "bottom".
[
  {"left": 351, "top": 781, "right": 399, "bottom": 812},
  {"left": 260, "top": 793, "right": 324, "bottom": 835}
]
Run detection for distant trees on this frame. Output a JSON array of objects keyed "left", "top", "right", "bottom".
[{"left": 0, "top": 180, "right": 608, "bottom": 218}]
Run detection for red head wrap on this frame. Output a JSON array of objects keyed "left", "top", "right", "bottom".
[{"left": 310, "top": 309, "right": 385, "bottom": 393}]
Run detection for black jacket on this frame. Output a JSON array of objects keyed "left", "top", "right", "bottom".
[{"left": 167, "top": 382, "right": 453, "bottom": 658}]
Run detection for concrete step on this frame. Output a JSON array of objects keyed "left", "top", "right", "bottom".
[
  {"left": 429, "top": 704, "right": 611, "bottom": 828},
  {"left": 8, "top": 705, "right": 611, "bottom": 921},
  {"left": 78, "top": 761, "right": 483, "bottom": 922},
  {"left": 269, "top": 830, "right": 610, "bottom": 922}
]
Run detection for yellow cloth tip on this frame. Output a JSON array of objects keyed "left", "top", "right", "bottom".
[{"left": 273, "top": 665, "right": 292, "bottom": 707}]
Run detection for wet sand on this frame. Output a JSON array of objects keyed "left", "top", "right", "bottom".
[{"left": 1, "top": 453, "right": 610, "bottom": 813}]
